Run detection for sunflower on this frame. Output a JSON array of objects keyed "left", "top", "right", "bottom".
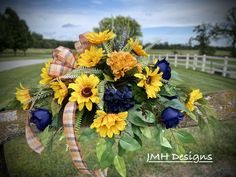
[
  {"left": 128, "top": 38, "right": 148, "bottom": 57},
  {"left": 85, "top": 30, "right": 116, "bottom": 45},
  {"left": 68, "top": 74, "right": 100, "bottom": 111},
  {"left": 134, "top": 67, "right": 163, "bottom": 98},
  {"left": 90, "top": 110, "right": 128, "bottom": 138},
  {"left": 50, "top": 79, "right": 68, "bottom": 105},
  {"left": 77, "top": 46, "right": 104, "bottom": 67},
  {"left": 15, "top": 83, "right": 32, "bottom": 110},
  {"left": 107, "top": 51, "right": 137, "bottom": 81},
  {"left": 39, "top": 59, "right": 53, "bottom": 85},
  {"left": 185, "top": 89, "right": 203, "bottom": 112}
]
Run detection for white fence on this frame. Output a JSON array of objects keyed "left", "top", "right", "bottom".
[{"left": 148, "top": 54, "right": 236, "bottom": 79}]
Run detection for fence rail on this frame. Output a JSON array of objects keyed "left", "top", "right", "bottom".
[{"left": 148, "top": 54, "right": 236, "bottom": 79}]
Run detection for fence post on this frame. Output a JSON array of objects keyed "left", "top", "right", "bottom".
[
  {"left": 166, "top": 53, "right": 168, "bottom": 61},
  {"left": 186, "top": 54, "right": 189, "bottom": 69},
  {"left": 174, "top": 54, "right": 177, "bottom": 67},
  {"left": 158, "top": 54, "right": 161, "bottom": 60},
  {"left": 202, "top": 55, "right": 206, "bottom": 72},
  {"left": 223, "top": 56, "right": 228, "bottom": 77},
  {"left": 193, "top": 55, "right": 197, "bottom": 70}
]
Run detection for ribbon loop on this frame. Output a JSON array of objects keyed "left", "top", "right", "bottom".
[
  {"left": 48, "top": 46, "right": 76, "bottom": 77},
  {"left": 74, "top": 33, "right": 91, "bottom": 54}
]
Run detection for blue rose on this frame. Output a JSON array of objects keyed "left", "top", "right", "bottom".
[
  {"left": 104, "top": 85, "right": 135, "bottom": 113},
  {"left": 30, "top": 108, "right": 52, "bottom": 131},
  {"left": 154, "top": 58, "right": 171, "bottom": 80},
  {"left": 161, "top": 107, "right": 184, "bottom": 129}
]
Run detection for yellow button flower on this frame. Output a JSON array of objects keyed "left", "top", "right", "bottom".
[
  {"left": 50, "top": 79, "right": 68, "bottom": 105},
  {"left": 128, "top": 38, "right": 148, "bottom": 57},
  {"left": 68, "top": 74, "right": 100, "bottom": 111},
  {"left": 90, "top": 110, "right": 128, "bottom": 138},
  {"left": 85, "top": 30, "right": 116, "bottom": 45},
  {"left": 107, "top": 51, "right": 137, "bottom": 81},
  {"left": 134, "top": 67, "right": 163, "bottom": 99},
  {"left": 15, "top": 83, "right": 32, "bottom": 110},
  {"left": 186, "top": 89, "right": 203, "bottom": 112},
  {"left": 39, "top": 59, "right": 53, "bottom": 85},
  {"left": 77, "top": 46, "right": 104, "bottom": 67}
]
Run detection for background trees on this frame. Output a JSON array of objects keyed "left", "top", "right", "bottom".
[
  {"left": 213, "top": 7, "right": 236, "bottom": 57},
  {"left": 94, "top": 16, "right": 142, "bottom": 50}
]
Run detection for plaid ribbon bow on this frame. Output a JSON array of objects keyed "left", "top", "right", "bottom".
[{"left": 48, "top": 46, "right": 76, "bottom": 77}]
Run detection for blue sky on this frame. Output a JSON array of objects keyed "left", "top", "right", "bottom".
[{"left": 1, "top": 0, "right": 235, "bottom": 46}]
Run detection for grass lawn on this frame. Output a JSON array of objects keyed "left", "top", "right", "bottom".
[
  {"left": 1, "top": 63, "right": 236, "bottom": 109},
  {"left": 0, "top": 48, "right": 52, "bottom": 61},
  {"left": 4, "top": 119, "right": 236, "bottom": 177}
]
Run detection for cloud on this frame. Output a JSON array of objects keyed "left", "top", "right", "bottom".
[
  {"left": 62, "top": 23, "right": 80, "bottom": 28},
  {"left": 91, "top": 0, "right": 102, "bottom": 5}
]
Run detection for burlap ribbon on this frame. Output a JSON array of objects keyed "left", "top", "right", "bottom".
[
  {"left": 74, "top": 33, "right": 91, "bottom": 54},
  {"left": 25, "top": 42, "right": 107, "bottom": 176}
]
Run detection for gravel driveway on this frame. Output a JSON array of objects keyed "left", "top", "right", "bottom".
[{"left": 0, "top": 59, "right": 47, "bottom": 72}]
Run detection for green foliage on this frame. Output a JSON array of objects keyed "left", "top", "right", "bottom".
[
  {"left": 114, "top": 156, "right": 126, "bottom": 177},
  {"left": 94, "top": 16, "right": 142, "bottom": 50},
  {"left": 119, "top": 134, "right": 141, "bottom": 151},
  {"left": 175, "top": 130, "right": 196, "bottom": 144},
  {"left": 154, "top": 125, "right": 172, "bottom": 149},
  {"left": 61, "top": 67, "right": 102, "bottom": 79},
  {"left": 127, "top": 106, "right": 147, "bottom": 127},
  {"left": 99, "top": 139, "right": 115, "bottom": 169},
  {"left": 78, "top": 127, "right": 96, "bottom": 142}
]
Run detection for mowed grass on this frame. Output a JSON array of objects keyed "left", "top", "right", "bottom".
[
  {"left": 0, "top": 48, "right": 52, "bottom": 61},
  {"left": 4, "top": 119, "right": 236, "bottom": 177},
  {"left": 1, "top": 63, "right": 236, "bottom": 108}
]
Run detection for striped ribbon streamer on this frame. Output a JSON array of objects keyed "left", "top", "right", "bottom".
[{"left": 63, "top": 102, "right": 107, "bottom": 177}]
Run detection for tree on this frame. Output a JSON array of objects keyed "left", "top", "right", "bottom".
[
  {"left": 189, "top": 24, "right": 215, "bottom": 55},
  {"left": 213, "top": 7, "right": 236, "bottom": 57},
  {"left": 94, "top": 16, "right": 142, "bottom": 50},
  {"left": 4, "top": 8, "right": 31, "bottom": 55}
]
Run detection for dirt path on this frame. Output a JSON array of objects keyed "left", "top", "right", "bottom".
[{"left": 0, "top": 59, "right": 47, "bottom": 72}]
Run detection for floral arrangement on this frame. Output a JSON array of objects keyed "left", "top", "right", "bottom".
[{"left": 13, "top": 30, "right": 216, "bottom": 177}]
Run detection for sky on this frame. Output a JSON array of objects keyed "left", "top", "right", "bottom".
[{"left": 0, "top": 0, "right": 235, "bottom": 46}]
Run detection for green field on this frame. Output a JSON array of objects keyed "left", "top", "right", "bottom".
[{"left": 4, "top": 119, "right": 236, "bottom": 177}]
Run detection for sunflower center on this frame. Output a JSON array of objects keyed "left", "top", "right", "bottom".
[
  {"left": 81, "top": 87, "right": 93, "bottom": 97},
  {"left": 146, "top": 76, "right": 152, "bottom": 84}
]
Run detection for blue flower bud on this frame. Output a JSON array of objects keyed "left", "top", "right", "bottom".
[
  {"left": 154, "top": 58, "right": 171, "bottom": 80},
  {"left": 31, "top": 108, "right": 52, "bottom": 131},
  {"left": 161, "top": 107, "right": 184, "bottom": 129}
]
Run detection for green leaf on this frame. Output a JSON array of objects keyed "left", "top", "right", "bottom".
[
  {"left": 186, "top": 112, "right": 197, "bottom": 121},
  {"left": 171, "top": 71, "right": 182, "bottom": 81},
  {"left": 127, "top": 107, "right": 147, "bottom": 127},
  {"left": 114, "top": 156, "right": 126, "bottom": 177},
  {"left": 176, "top": 130, "right": 196, "bottom": 144},
  {"left": 132, "top": 125, "right": 142, "bottom": 139},
  {"left": 120, "top": 135, "right": 141, "bottom": 151},
  {"left": 176, "top": 144, "right": 185, "bottom": 155},
  {"left": 159, "top": 96, "right": 189, "bottom": 112},
  {"left": 140, "top": 127, "right": 152, "bottom": 139},
  {"left": 161, "top": 137, "right": 172, "bottom": 149},
  {"left": 103, "top": 73, "right": 115, "bottom": 82},
  {"left": 100, "top": 141, "right": 115, "bottom": 169},
  {"left": 139, "top": 111, "right": 156, "bottom": 123},
  {"left": 96, "top": 139, "right": 107, "bottom": 162},
  {"left": 51, "top": 100, "right": 61, "bottom": 116}
]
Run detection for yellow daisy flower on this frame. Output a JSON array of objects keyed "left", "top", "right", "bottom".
[
  {"left": 134, "top": 67, "right": 163, "bottom": 99},
  {"left": 50, "top": 79, "right": 68, "bottom": 105},
  {"left": 186, "top": 89, "right": 203, "bottom": 112},
  {"left": 68, "top": 74, "right": 100, "bottom": 111},
  {"left": 85, "top": 30, "right": 116, "bottom": 45},
  {"left": 39, "top": 59, "right": 53, "bottom": 85},
  {"left": 15, "top": 83, "right": 31, "bottom": 110},
  {"left": 77, "top": 46, "right": 104, "bottom": 67},
  {"left": 90, "top": 110, "right": 128, "bottom": 138},
  {"left": 107, "top": 51, "right": 137, "bottom": 81},
  {"left": 128, "top": 38, "right": 148, "bottom": 57}
]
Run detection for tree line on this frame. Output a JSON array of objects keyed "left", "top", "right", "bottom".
[{"left": 0, "top": 8, "right": 74, "bottom": 55}]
